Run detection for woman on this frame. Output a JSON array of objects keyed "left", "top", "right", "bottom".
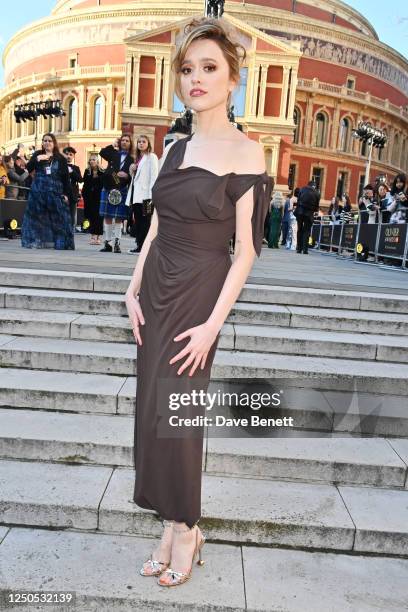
[
  {"left": 126, "top": 134, "right": 159, "bottom": 253},
  {"left": 376, "top": 183, "right": 392, "bottom": 223},
  {"left": 280, "top": 191, "right": 292, "bottom": 246},
  {"left": 286, "top": 187, "right": 299, "bottom": 250},
  {"left": 82, "top": 155, "right": 104, "bottom": 244},
  {"left": 267, "top": 191, "right": 284, "bottom": 248},
  {"left": 328, "top": 196, "right": 343, "bottom": 224},
  {"left": 4, "top": 155, "right": 29, "bottom": 199},
  {"left": 339, "top": 194, "right": 352, "bottom": 224},
  {"left": 125, "top": 16, "right": 273, "bottom": 588},
  {"left": 387, "top": 174, "right": 407, "bottom": 224},
  {"left": 99, "top": 134, "right": 134, "bottom": 253},
  {"left": 0, "top": 154, "right": 9, "bottom": 199},
  {"left": 21, "top": 133, "right": 74, "bottom": 250}
]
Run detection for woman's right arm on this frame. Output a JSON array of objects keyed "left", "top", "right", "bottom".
[{"left": 125, "top": 139, "right": 177, "bottom": 344}]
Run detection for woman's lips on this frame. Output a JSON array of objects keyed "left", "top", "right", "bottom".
[{"left": 190, "top": 91, "right": 207, "bottom": 97}]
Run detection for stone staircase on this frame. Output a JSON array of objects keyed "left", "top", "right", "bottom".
[{"left": 0, "top": 266, "right": 407, "bottom": 611}]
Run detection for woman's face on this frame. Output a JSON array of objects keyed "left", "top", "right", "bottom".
[
  {"left": 120, "top": 136, "right": 131, "bottom": 151},
  {"left": 42, "top": 136, "right": 54, "bottom": 152},
  {"left": 89, "top": 157, "right": 97, "bottom": 168},
  {"left": 331, "top": 197, "right": 336, "bottom": 205},
  {"left": 137, "top": 138, "right": 148, "bottom": 152},
  {"left": 396, "top": 179, "right": 404, "bottom": 189},
  {"left": 379, "top": 185, "right": 386, "bottom": 196},
  {"left": 179, "top": 38, "right": 237, "bottom": 113}
]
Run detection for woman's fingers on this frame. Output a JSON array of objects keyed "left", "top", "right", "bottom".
[
  {"left": 177, "top": 352, "right": 197, "bottom": 376},
  {"left": 200, "top": 353, "right": 207, "bottom": 370},
  {"left": 169, "top": 344, "right": 192, "bottom": 365},
  {"left": 188, "top": 354, "right": 202, "bottom": 377}
]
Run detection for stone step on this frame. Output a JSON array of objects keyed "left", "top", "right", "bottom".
[
  {"left": 3, "top": 528, "right": 407, "bottom": 612},
  {"left": 0, "top": 367, "right": 407, "bottom": 437},
  {"left": 1, "top": 458, "right": 408, "bottom": 555},
  {"left": 2, "top": 266, "right": 408, "bottom": 312},
  {"left": 3, "top": 311, "right": 408, "bottom": 362},
  {"left": 3, "top": 287, "right": 408, "bottom": 336},
  {"left": 0, "top": 408, "right": 407, "bottom": 488},
  {"left": 1, "top": 338, "right": 408, "bottom": 394}
]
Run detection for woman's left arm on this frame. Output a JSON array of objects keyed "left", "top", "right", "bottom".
[
  {"left": 170, "top": 145, "right": 266, "bottom": 377},
  {"left": 149, "top": 154, "right": 159, "bottom": 192}
]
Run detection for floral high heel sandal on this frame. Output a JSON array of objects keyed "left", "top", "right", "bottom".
[
  {"left": 140, "top": 519, "right": 174, "bottom": 577},
  {"left": 158, "top": 523, "right": 206, "bottom": 587}
]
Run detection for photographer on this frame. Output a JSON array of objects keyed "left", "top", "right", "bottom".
[
  {"left": 358, "top": 184, "right": 378, "bottom": 224},
  {"left": 4, "top": 155, "right": 29, "bottom": 199},
  {"left": 376, "top": 183, "right": 392, "bottom": 224},
  {"left": 328, "top": 196, "right": 343, "bottom": 224},
  {"left": 0, "top": 153, "right": 9, "bottom": 198},
  {"left": 387, "top": 174, "right": 407, "bottom": 224}
]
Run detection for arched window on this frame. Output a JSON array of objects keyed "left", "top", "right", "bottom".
[
  {"left": 392, "top": 133, "right": 400, "bottom": 167},
  {"left": 93, "top": 96, "right": 103, "bottom": 130},
  {"left": 314, "top": 112, "right": 327, "bottom": 148},
  {"left": 293, "top": 107, "right": 301, "bottom": 144},
  {"left": 339, "top": 117, "right": 350, "bottom": 152},
  {"left": 68, "top": 97, "right": 77, "bottom": 132}
]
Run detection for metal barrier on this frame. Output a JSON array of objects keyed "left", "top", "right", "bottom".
[{"left": 310, "top": 213, "right": 408, "bottom": 270}]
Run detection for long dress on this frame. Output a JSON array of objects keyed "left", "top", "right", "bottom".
[
  {"left": 21, "top": 152, "right": 74, "bottom": 250},
  {"left": 133, "top": 132, "right": 274, "bottom": 527},
  {"left": 82, "top": 168, "right": 104, "bottom": 236}
]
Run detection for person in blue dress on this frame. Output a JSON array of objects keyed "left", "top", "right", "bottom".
[{"left": 21, "top": 133, "right": 74, "bottom": 250}]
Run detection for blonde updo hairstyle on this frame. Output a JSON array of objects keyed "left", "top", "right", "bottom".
[{"left": 172, "top": 17, "right": 247, "bottom": 111}]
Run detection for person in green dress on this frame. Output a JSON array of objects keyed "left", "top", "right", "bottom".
[{"left": 268, "top": 191, "right": 284, "bottom": 248}]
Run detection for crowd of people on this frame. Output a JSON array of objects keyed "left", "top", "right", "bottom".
[
  {"left": 0, "top": 133, "right": 159, "bottom": 252},
  {"left": 0, "top": 134, "right": 407, "bottom": 254},
  {"left": 262, "top": 172, "right": 408, "bottom": 255}
]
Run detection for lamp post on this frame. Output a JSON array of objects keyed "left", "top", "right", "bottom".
[
  {"left": 205, "top": 0, "right": 225, "bottom": 18},
  {"left": 351, "top": 122, "right": 387, "bottom": 186}
]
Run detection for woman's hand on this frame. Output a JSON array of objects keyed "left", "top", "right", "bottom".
[
  {"left": 129, "top": 163, "right": 136, "bottom": 176},
  {"left": 37, "top": 154, "right": 51, "bottom": 161},
  {"left": 170, "top": 321, "right": 219, "bottom": 377},
  {"left": 125, "top": 289, "right": 145, "bottom": 345},
  {"left": 62, "top": 195, "right": 69, "bottom": 203},
  {"left": 117, "top": 171, "right": 128, "bottom": 179}
]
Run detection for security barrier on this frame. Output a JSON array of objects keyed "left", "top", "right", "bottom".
[{"left": 310, "top": 214, "right": 408, "bottom": 269}]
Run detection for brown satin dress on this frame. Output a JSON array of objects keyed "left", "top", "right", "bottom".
[{"left": 133, "top": 132, "right": 274, "bottom": 527}]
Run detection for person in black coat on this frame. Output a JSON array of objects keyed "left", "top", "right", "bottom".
[
  {"left": 82, "top": 155, "right": 104, "bottom": 244},
  {"left": 294, "top": 181, "right": 320, "bottom": 254},
  {"left": 99, "top": 135, "right": 134, "bottom": 253},
  {"left": 63, "top": 146, "right": 83, "bottom": 230}
]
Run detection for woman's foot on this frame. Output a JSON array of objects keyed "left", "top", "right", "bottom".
[
  {"left": 158, "top": 523, "right": 205, "bottom": 587},
  {"left": 140, "top": 520, "right": 174, "bottom": 577}
]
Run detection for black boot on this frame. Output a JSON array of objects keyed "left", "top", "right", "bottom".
[
  {"left": 114, "top": 238, "right": 121, "bottom": 253},
  {"left": 100, "top": 240, "right": 112, "bottom": 252}
]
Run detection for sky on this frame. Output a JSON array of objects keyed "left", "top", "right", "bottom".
[{"left": 0, "top": 0, "right": 407, "bottom": 86}]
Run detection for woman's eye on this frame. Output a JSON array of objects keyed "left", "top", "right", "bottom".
[{"left": 181, "top": 65, "right": 216, "bottom": 74}]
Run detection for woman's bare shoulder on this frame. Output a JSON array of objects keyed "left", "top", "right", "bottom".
[{"left": 231, "top": 135, "right": 266, "bottom": 174}]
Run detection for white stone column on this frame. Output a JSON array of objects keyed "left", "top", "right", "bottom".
[
  {"left": 154, "top": 56, "right": 163, "bottom": 110},
  {"left": 125, "top": 56, "right": 132, "bottom": 108},
  {"left": 279, "top": 66, "right": 290, "bottom": 119},
  {"left": 258, "top": 64, "right": 268, "bottom": 118},
  {"left": 106, "top": 83, "right": 114, "bottom": 130},
  {"left": 132, "top": 54, "right": 141, "bottom": 109},
  {"left": 162, "top": 58, "right": 171, "bottom": 112},
  {"left": 78, "top": 85, "right": 85, "bottom": 132},
  {"left": 286, "top": 67, "right": 298, "bottom": 121}
]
